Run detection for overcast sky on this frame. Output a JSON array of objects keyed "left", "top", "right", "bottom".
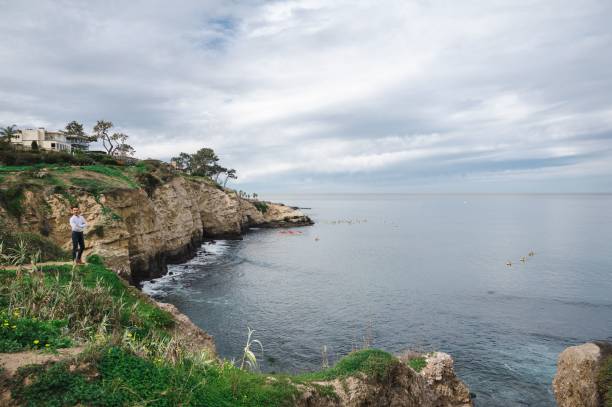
[{"left": 1, "top": 0, "right": 612, "bottom": 193}]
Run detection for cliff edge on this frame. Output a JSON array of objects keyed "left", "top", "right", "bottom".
[
  {"left": 553, "top": 341, "right": 612, "bottom": 407},
  {"left": 0, "top": 165, "right": 312, "bottom": 283}
]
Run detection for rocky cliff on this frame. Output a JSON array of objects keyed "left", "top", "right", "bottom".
[
  {"left": 1, "top": 173, "right": 312, "bottom": 283},
  {"left": 298, "top": 351, "right": 472, "bottom": 407},
  {"left": 553, "top": 341, "right": 612, "bottom": 407}
]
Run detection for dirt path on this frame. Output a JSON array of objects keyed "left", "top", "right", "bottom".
[
  {"left": 0, "top": 261, "right": 75, "bottom": 271},
  {"left": 0, "top": 346, "right": 85, "bottom": 377}
]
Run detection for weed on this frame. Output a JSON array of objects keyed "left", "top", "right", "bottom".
[
  {"left": 69, "top": 177, "right": 109, "bottom": 200},
  {"left": 0, "top": 263, "right": 174, "bottom": 344},
  {"left": 253, "top": 201, "right": 269, "bottom": 214},
  {"left": 0, "top": 184, "right": 25, "bottom": 218},
  {"left": 240, "top": 327, "right": 264, "bottom": 371},
  {"left": 406, "top": 357, "right": 427, "bottom": 372},
  {"left": 0, "top": 224, "right": 68, "bottom": 263},
  {"left": 80, "top": 165, "right": 139, "bottom": 189},
  {"left": 0, "top": 310, "right": 72, "bottom": 352},
  {"left": 86, "top": 254, "right": 104, "bottom": 265}
]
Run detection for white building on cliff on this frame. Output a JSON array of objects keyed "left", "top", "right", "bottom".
[{"left": 10, "top": 128, "right": 72, "bottom": 152}]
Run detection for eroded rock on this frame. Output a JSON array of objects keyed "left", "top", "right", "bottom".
[{"left": 553, "top": 341, "right": 612, "bottom": 407}]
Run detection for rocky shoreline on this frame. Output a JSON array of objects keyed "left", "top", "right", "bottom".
[{"left": 4, "top": 175, "right": 313, "bottom": 284}]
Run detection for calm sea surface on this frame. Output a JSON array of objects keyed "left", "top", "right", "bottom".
[{"left": 143, "top": 194, "right": 612, "bottom": 406}]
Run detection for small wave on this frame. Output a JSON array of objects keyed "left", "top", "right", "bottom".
[{"left": 142, "top": 240, "right": 230, "bottom": 297}]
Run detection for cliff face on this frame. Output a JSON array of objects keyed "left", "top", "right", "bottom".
[
  {"left": 553, "top": 341, "right": 612, "bottom": 407},
  {"left": 6, "top": 176, "right": 312, "bottom": 282}
]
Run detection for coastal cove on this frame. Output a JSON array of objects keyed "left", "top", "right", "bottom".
[{"left": 144, "top": 193, "right": 612, "bottom": 407}]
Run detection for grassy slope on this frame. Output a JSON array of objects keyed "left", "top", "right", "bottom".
[{"left": 0, "top": 261, "right": 401, "bottom": 406}]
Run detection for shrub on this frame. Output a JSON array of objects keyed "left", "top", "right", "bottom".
[
  {"left": 69, "top": 177, "right": 109, "bottom": 200},
  {"left": 86, "top": 254, "right": 104, "bottom": 265},
  {"left": 0, "top": 184, "right": 25, "bottom": 218},
  {"left": 253, "top": 201, "right": 269, "bottom": 214},
  {"left": 0, "top": 223, "right": 69, "bottom": 263},
  {"left": 406, "top": 357, "right": 427, "bottom": 372},
  {"left": 135, "top": 172, "right": 162, "bottom": 197}
]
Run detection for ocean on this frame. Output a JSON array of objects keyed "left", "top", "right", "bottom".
[{"left": 143, "top": 194, "right": 612, "bottom": 406}]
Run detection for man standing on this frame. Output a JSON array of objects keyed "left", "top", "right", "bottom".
[{"left": 70, "top": 206, "right": 87, "bottom": 264}]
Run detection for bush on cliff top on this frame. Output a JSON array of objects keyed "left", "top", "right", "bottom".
[{"left": 297, "top": 349, "right": 397, "bottom": 382}]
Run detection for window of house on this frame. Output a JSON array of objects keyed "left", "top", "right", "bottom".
[{"left": 51, "top": 143, "right": 56, "bottom": 148}]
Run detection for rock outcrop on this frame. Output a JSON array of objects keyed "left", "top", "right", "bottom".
[
  {"left": 553, "top": 341, "right": 612, "bottom": 407},
  {"left": 297, "top": 352, "right": 472, "bottom": 407},
  {"left": 6, "top": 176, "right": 312, "bottom": 283}
]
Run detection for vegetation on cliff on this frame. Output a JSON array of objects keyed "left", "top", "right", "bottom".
[
  {"left": 0, "top": 259, "right": 401, "bottom": 406},
  {"left": 599, "top": 355, "right": 612, "bottom": 407}
]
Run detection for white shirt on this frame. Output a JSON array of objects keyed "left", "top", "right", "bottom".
[{"left": 70, "top": 215, "right": 87, "bottom": 232}]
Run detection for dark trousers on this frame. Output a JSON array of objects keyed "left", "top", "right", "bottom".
[{"left": 71, "top": 231, "right": 85, "bottom": 261}]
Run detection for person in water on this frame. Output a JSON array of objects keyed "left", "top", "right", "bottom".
[{"left": 69, "top": 206, "right": 87, "bottom": 264}]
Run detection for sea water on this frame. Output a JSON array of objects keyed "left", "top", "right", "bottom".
[{"left": 143, "top": 194, "right": 612, "bottom": 406}]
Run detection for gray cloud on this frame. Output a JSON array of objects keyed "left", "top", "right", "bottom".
[{"left": 1, "top": 0, "right": 611, "bottom": 192}]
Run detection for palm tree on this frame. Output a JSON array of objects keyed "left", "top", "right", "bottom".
[{"left": 0, "top": 125, "right": 17, "bottom": 142}]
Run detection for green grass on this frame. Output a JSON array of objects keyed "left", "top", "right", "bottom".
[
  {"left": 10, "top": 347, "right": 401, "bottom": 406},
  {"left": 296, "top": 349, "right": 397, "bottom": 382},
  {"left": 69, "top": 177, "right": 112, "bottom": 200},
  {"left": 11, "top": 346, "right": 301, "bottom": 407},
  {"left": 0, "top": 310, "right": 72, "bottom": 352},
  {"left": 0, "top": 164, "right": 67, "bottom": 173},
  {"left": 406, "top": 356, "right": 427, "bottom": 372},
  {"left": 80, "top": 165, "right": 139, "bottom": 189},
  {"left": 599, "top": 355, "right": 612, "bottom": 407},
  {"left": 0, "top": 263, "right": 174, "bottom": 348}
]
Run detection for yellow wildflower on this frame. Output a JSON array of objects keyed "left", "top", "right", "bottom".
[
  {"left": 45, "top": 344, "right": 50, "bottom": 348},
  {"left": 33, "top": 339, "right": 40, "bottom": 345}
]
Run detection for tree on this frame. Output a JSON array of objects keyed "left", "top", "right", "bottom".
[
  {"left": 92, "top": 120, "right": 114, "bottom": 154},
  {"left": 211, "top": 163, "right": 227, "bottom": 183},
  {"left": 190, "top": 148, "right": 219, "bottom": 176},
  {"left": 0, "top": 125, "right": 17, "bottom": 143},
  {"left": 91, "top": 121, "right": 134, "bottom": 156},
  {"left": 64, "top": 120, "right": 93, "bottom": 151},
  {"left": 223, "top": 168, "right": 237, "bottom": 187},
  {"left": 115, "top": 142, "right": 136, "bottom": 157},
  {"left": 64, "top": 121, "right": 85, "bottom": 138},
  {"left": 171, "top": 152, "right": 192, "bottom": 173}
]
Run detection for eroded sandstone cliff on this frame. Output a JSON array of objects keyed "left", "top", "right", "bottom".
[
  {"left": 553, "top": 341, "right": 612, "bottom": 407},
  {"left": 3, "top": 175, "right": 312, "bottom": 283}
]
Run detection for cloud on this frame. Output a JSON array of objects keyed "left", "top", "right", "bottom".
[{"left": 1, "top": 0, "right": 611, "bottom": 192}]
